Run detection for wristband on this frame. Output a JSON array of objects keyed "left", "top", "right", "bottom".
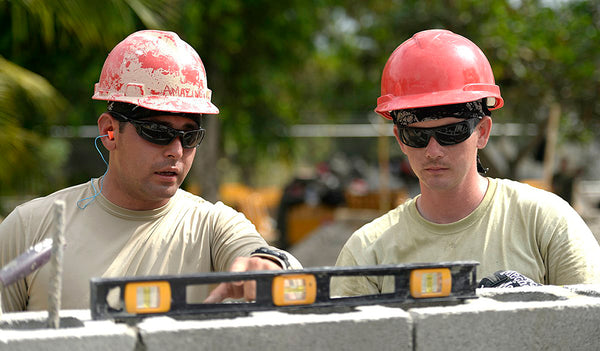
[{"left": 250, "top": 247, "right": 292, "bottom": 270}]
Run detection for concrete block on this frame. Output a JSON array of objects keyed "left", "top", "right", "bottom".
[
  {"left": 475, "top": 284, "right": 589, "bottom": 302},
  {"left": 137, "top": 305, "right": 412, "bottom": 351},
  {"left": 563, "top": 284, "right": 600, "bottom": 298},
  {"left": 2, "top": 285, "right": 599, "bottom": 350},
  {"left": 0, "top": 309, "right": 137, "bottom": 351},
  {"left": 410, "top": 286, "right": 600, "bottom": 351}
]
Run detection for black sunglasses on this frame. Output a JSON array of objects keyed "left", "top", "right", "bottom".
[
  {"left": 109, "top": 111, "right": 205, "bottom": 149},
  {"left": 397, "top": 118, "right": 481, "bottom": 148}
]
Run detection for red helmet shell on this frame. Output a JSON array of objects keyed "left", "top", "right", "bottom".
[{"left": 375, "top": 29, "right": 503, "bottom": 119}]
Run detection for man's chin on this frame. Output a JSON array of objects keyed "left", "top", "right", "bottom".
[{"left": 148, "top": 183, "right": 180, "bottom": 200}]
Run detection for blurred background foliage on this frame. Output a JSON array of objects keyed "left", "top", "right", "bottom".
[{"left": 0, "top": 0, "right": 599, "bottom": 210}]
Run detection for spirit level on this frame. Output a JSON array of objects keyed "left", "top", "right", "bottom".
[{"left": 90, "top": 261, "right": 478, "bottom": 320}]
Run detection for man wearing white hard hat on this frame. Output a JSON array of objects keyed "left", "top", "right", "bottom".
[{"left": 0, "top": 30, "right": 301, "bottom": 312}]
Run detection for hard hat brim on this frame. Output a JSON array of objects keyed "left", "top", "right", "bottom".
[
  {"left": 375, "top": 87, "right": 503, "bottom": 120},
  {"left": 92, "top": 95, "right": 220, "bottom": 115}
]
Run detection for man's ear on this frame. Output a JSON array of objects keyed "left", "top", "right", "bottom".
[
  {"left": 476, "top": 116, "right": 492, "bottom": 149},
  {"left": 98, "top": 112, "right": 118, "bottom": 150}
]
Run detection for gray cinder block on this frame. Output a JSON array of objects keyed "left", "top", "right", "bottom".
[
  {"left": 0, "top": 310, "right": 137, "bottom": 351},
  {"left": 137, "top": 305, "right": 413, "bottom": 351},
  {"left": 410, "top": 286, "right": 600, "bottom": 351}
]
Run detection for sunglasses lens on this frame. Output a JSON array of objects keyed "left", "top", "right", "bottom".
[
  {"left": 400, "top": 128, "right": 431, "bottom": 148},
  {"left": 434, "top": 122, "right": 473, "bottom": 145},
  {"left": 181, "top": 129, "right": 205, "bottom": 148},
  {"left": 137, "top": 123, "right": 175, "bottom": 145}
]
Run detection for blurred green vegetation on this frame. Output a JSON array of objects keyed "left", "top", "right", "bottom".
[{"left": 1, "top": 0, "right": 599, "bottom": 210}]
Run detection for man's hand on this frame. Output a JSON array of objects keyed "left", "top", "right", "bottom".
[{"left": 204, "top": 256, "right": 282, "bottom": 303}]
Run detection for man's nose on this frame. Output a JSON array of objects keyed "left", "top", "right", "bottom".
[
  {"left": 424, "top": 136, "right": 444, "bottom": 158},
  {"left": 164, "top": 136, "right": 184, "bottom": 158}
]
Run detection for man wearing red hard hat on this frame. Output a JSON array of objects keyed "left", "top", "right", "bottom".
[
  {"left": 0, "top": 30, "right": 301, "bottom": 312},
  {"left": 333, "top": 29, "right": 600, "bottom": 296}
]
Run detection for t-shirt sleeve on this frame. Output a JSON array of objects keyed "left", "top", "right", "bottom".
[
  {"left": 208, "top": 202, "right": 301, "bottom": 271},
  {"left": 541, "top": 203, "right": 600, "bottom": 285},
  {"left": 0, "top": 207, "right": 31, "bottom": 312},
  {"left": 331, "top": 231, "right": 381, "bottom": 297}
]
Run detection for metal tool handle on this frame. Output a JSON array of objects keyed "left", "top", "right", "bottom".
[{"left": 0, "top": 238, "right": 53, "bottom": 287}]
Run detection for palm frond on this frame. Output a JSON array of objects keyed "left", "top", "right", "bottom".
[
  {"left": 0, "top": 56, "right": 67, "bottom": 121},
  {"left": 8, "top": 0, "right": 181, "bottom": 49}
]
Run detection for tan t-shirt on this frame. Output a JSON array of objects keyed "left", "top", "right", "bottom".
[
  {"left": 332, "top": 178, "right": 600, "bottom": 297},
  {"left": 0, "top": 180, "right": 297, "bottom": 312}
]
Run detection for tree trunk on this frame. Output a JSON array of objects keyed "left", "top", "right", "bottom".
[{"left": 189, "top": 116, "right": 221, "bottom": 203}]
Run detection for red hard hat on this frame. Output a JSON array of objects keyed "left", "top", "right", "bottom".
[
  {"left": 92, "top": 30, "right": 219, "bottom": 115},
  {"left": 375, "top": 29, "right": 503, "bottom": 120}
]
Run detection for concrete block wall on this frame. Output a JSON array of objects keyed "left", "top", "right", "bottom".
[
  {"left": 412, "top": 285, "right": 600, "bottom": 350},
  {"left": 138, "top": 306, "right": 412, "bottom": 351},
  {"left": 1, "top": 285, "right": 599, "bottom": 351},
  {"left": 0, "top": 310, "right": 136, "bottom": 351}
]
